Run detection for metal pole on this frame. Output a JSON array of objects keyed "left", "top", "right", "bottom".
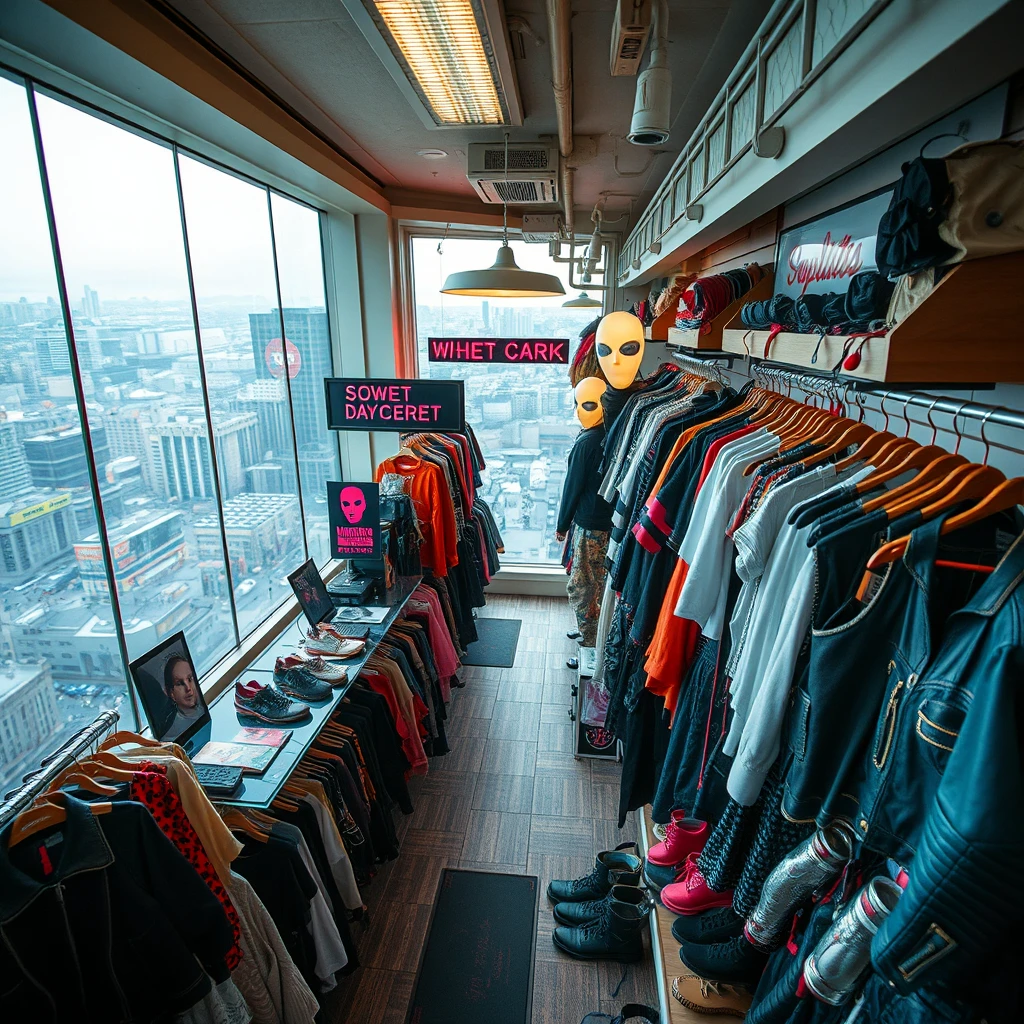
[{"left": 25, "top": 85, "right": 140, "bottom": 730}]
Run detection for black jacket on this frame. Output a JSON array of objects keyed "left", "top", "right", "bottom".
[
  {"left": 0, "top": 794, "right": 234, "bottom": 1023},
  {"left": 557, "top": 426, "right": 614, "bottom": 534}
]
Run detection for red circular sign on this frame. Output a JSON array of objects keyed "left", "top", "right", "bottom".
[{"left": 265, "top": 338, "right": 301, "bottom": 379}]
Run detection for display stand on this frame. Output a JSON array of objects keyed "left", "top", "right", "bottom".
[
  {"left": 637, "top": 805, "right": 705, "bottom": 1023},
  {"left": 668, "top": 272, "right": 774, "bottom": 352},
  {"left": 721, "top": 252, "right": 1024, "bottom": 382},
  {"left": 645, "top": 300, "right": 681, "bottom": 342},
  {"left": 207, "top": 574, "right": 422, "bottom": 808}
]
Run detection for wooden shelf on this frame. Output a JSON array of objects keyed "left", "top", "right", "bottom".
[
  {"left": 668, "top": 271, "right": 774, "bottom": 352},
  {"left": 721, "top": 252, "right": 1024, "bottom": 383},
  {"left": 637, "top": 805, "right": 706, "bottom": 1024},
  {"left": 646, "top": 298, "right": 683, "bottom": 342}
]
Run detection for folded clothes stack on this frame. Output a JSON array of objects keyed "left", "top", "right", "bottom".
[{"left": 675, "top": 265, "right": 764, "bottom": 332}]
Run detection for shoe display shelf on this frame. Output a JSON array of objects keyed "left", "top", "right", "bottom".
[
  {"left": 204, "top": 574, "right": 422, "bottom": 809},
  {"left": 720, "top": 252, "right": 1024, "bottom": 382},
  {"left": 667, "top": 272, "right": 775, "bottom": 352},
  {"left": 637, "top": 804, "right": 707, "bottom": 1024}
]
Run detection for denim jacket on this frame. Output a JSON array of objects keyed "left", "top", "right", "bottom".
[{"left": 872, "top": 530, "right": 1024, "bottom": 994}]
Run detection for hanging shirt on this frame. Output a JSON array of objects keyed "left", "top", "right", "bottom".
[{"left": 557, "top": 426, "right": 614, "bottom": 533}]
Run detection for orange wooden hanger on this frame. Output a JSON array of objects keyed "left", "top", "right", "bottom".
[
  {"left": 797, "top": 421, "right": 876, "bottom": 469},
  {"left": 8, "top": 791, "right": 111, "bottom": 847},
  {"left": 99, "top": 731, "right": 162, "bottom": 751},
  {"left": 861, "top": 454, "right": 970, "bottom": 515},
  {"left": 856, "top": 446, "right": 959, "bottom": 498},
  {"left": 833, "top": 433, "right": 914, "bottom": 473},
  {"left": 866, "top": 470, "right": 1016, "bottom": 568}
]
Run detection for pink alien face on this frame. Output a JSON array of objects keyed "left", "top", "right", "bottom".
[{"left": 339, "top": 486, "right": 367, "bottom": 525}]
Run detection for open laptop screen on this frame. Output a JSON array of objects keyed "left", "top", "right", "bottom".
[{"left": 288, "top": 558, "right": 335, "bottom": 628}]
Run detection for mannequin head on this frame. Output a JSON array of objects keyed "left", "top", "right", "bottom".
[
  {"left": 596, "top": 311, "right": 645, "bottom": 389},
  {"left": 574, "top": 376, "right": 607, "bottom": 429}
]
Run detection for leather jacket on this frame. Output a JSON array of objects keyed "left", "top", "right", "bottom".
[
  {"left": 871, "top": 531, "right": 1024, "bottom": 996},
  {"left": 0, "top": 794, "right": 234, "bottom": 1023}
]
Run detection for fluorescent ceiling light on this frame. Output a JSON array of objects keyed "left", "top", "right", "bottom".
[{"left": 357, "top": 0, "right": 522, "bottom": 126}]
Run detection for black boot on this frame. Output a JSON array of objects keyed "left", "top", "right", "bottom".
[
  {"left": 552, "top": 885, "right": 651, "bottom": 962},
  {"left": 547, "top": 842, "right": 641, "bottom": 903},
  {"left": 677, "top": 933, "right": 768, "bottom": 987}
]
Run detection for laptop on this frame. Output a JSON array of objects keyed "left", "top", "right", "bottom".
[
  {"left": 128, "top": 630, "right": 211, "bottom": 756},
  {"left": 286, "top": 558, "right": 377, "bottom": 635}
]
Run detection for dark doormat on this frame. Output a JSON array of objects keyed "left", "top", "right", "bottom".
[
  {"left": 407, "top": 868, "right": 538, "bottom": 1024},
  {"left": 461, "top": 617, "right": 522, "bottom": 667}
]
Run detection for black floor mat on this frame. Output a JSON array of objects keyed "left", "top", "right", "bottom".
[
  {"left": 461, "top": 617, "right": 522, "bottom": 667},
  {"left": 406, "top": 868, "right": 538, "bottom": 1024}
]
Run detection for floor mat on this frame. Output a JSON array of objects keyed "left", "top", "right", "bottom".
[
  {"left": 407, "top": 868, "right": 538, "bottom": 1024},
  {"left": 461, "top": 617, "right": 522, "bottom": 667}
]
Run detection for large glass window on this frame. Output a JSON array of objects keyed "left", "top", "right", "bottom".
[
  {"left": 0, "top": 76, "right": 129, "bottom": 793},
  {"left": 35, "top": 95, "right": 237, "bottom": 673},
  {"left": 0, "top": 72, "right": 341, "bottom": 789},
  {"left": 412, "top": 236, "right": 604, "bottom": 565},
  {"left": 268, "top": 193, "right": 339, "bottom": 566},
  {"left": 177, "top": 156, "right": 307, "bottom": 637}
]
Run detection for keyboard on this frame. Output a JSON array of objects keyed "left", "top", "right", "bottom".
[
  {"left": 325, "top": 623, "right": 370, "bottom": 640},
  {"left": 194, "top": 763, "right": 244, "bottom": 796}
]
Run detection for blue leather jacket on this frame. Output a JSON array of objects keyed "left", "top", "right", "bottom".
[{"left": 872, "top": 530, "right": 1024, "bottom": 993}]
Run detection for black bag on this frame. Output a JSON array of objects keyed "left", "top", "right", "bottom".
[
  {"left": 844, "top": 271, "right": 895, "bottom": 325},
  {"left": 875, "top": 156, "right": 956, "bottom": 279}
]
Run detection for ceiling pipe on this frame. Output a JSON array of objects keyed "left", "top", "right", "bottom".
[{"left": 546, "top": 0, "right": 575, "bottom": 235}]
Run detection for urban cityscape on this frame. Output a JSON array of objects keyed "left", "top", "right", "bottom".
[
  {"left": 0, "top": 286, "right": 336, "bottom": 794},
  {"left": 415, "top": 296, "right": 599, "bottom": 565}
]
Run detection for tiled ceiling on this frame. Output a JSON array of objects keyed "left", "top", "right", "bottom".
[{"left": 164, "top": 0, "right": 771, "bottom": 228}]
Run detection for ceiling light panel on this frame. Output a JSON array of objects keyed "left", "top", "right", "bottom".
[{"left": 360, "top": 0, "right": 520, "bottom": 126}]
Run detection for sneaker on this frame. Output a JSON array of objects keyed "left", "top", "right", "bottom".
[
  {"left": 278, "top": 654, "right": 348, "bottom": 687},
  {"left": 273, "top": 663, "right": 332, "bottom": 702},
  {"left": 648, "top": 810, "right": 708, "bottom": 866},
  {"left": 672, "top": 974, "right": 752, "bottom": 1018},
  {"left": 677, "top": 934, "right": 767, "bottom": 988},
  {"left": 304, "top": 630, "right": 366, "bottom": 659},
  {"left": 234, "top": 680, "right": 312, "bottom": 723},
  {"left": 662, "top": 853, "right": 734, "bottom": 916},
  {"left": 672, "top": 905, "right": 746, "bottom": 946}
]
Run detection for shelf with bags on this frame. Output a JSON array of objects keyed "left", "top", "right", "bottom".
[
  {"left": 667, "top": 272, "right": 774, "bottom": 352},
  {"left": 720, "top": 251, "right": 1024, "bottom": 382}
]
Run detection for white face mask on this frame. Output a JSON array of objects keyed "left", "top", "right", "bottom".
[
  {"left": 595, "top": 311, "right": 645, "bottom": 389},
  {"left": 574, "top": 376, "right": 607, "bottom": 428}
]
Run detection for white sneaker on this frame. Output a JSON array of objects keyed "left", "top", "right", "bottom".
[{"left": 304, "top": 630, "right": 366, "bottom": 659}]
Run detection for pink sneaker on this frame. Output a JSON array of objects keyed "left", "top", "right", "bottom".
[
  {"left": 661, "top": 853, "right": 734, "bottom": 916},
  {"left": 648, "top": 810, "right": 708, "bottom": 867}
]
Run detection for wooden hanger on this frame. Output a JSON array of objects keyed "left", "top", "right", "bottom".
[
  {"left": 798, "top": 421, "right": 876, "bottom": 469},
  {"left": 867, "top": 476, "right": 1024, "bottom": 567},
  {"left": 855, "top": 444, "right": 953, "bottom": 495},
  {"left": 52, "top": 772, "right": 121, "bottom": 797},
  {"left": 833, "top": 432, "right": 913, "bottom": 472},
  {"left": 220, "top": 807, "right": 270, "bottom": 842},
  {"left": 99, "top": 731, "right": 162, "bottom": 751},
  {"left": 870, "top": 460, "right": 998, "bottom": 520},
  {"left": 8, "top": 792, "right": 111, "bottom": 847}
]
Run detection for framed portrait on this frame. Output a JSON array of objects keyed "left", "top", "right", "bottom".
[{"left": 129, "top": 631, "right": 210, "bottom": 746}]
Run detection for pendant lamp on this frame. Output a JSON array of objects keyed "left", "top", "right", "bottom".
[
  {"left": 562, "top": 291, "right": 602, "bottom": 308},
  {"left": 441, "top": 133, "right": 564, "bottom": 298}
]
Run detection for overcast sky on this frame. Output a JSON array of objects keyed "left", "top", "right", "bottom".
[{"left": 0, "top": 77, "right": 326, "bottom": 309}]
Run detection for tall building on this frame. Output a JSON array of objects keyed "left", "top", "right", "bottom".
[
  {"left": 194, "top": 493, "right": 301, "bottom": 573},
  {"left": 0, "top": 662, "right": 60, "bottom": 772},
  {"left": 24, "top": 424, "right": 109, "bottom": 489},
  {"left": 82, "top": 285, "right": 100, "bottom": 318},
  {"left": 0, "top": 492, "right": 76, "bottom": 578},
  {"left": 0, "top": 420, "right": 35, "bottom": 502},
  {"left": 150, "top": 413, "right": 260, "bottom": 500},
  {"left": 234, "top": 378, "right": 292, "bottom": 459},
  {"left": 74, "top": 510, "right": 186, "bottom": 595}
]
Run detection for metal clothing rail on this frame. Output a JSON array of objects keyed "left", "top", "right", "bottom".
[{"left": 0, "top": 708, "right": 120, "bottom": 827}]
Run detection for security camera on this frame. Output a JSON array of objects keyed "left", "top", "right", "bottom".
[{"left": 628, "top": 0, "right": 670, "bottom": 146}]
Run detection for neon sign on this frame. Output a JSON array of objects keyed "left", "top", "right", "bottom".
[
  {"left": 428, "top": 337, "right": 569, "bottom": 364},
  {"left": 325, "top": 378, "right": 465, "bottom": 432}
]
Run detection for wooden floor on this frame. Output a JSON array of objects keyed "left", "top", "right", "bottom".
[{"left": 324, "top": 594, "right": 658, "bottom": 1024}]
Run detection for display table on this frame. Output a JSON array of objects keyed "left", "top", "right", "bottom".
[{"left": 207, "top": 574, "right": 421, "bottom": 808}]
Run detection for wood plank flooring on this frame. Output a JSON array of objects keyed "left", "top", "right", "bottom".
[{"left": 323, "top": 594, "right": 658, "bottom": 1024}]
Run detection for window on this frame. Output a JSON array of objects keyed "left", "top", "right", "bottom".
[
  {"left": 0, "top": 76, "right": 129, "bottom": 793},
  {"left": 412, "top": 235, "right": 604, "bottom": 566},
  {"left": 0, "top": 72, "right": 341, "bottom": 792}
]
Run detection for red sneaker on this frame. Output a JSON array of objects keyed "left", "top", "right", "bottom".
[{"left": 661, "top": 853, "right": 734, "bottom": 916}]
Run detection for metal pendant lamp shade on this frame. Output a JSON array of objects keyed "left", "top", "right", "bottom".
[
  {"left": 440, "top": 130, "right": 564, "bottom": 298},
  {"left": 563, "top": 291, "right": 601, "bottom": 308},
  {"left": 442, "top": 244, "right": 565, "bottom": 297}
]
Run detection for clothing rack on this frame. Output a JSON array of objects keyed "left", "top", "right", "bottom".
[{"left": 0, "top": 708, "right": 120, "bottom": 827}]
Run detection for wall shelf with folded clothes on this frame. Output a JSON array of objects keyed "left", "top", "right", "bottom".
[
  {"left": 721, "top": 251, "right": 1024, "bottom": 382},
  {"left": 645, "top": 300, "right": 681, "bottom": 342},
  {"left": 666, "top": 267, "right": 774, "bottom": 352}
]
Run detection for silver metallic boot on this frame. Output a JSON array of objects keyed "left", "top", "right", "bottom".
[
  {"left": 803, "top": 875, "right": 903, "bottom": 1004},
  {"left": 744, "top": 821, "right": 856, "bottom": 949}
]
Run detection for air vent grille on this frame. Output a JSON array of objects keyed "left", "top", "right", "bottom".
[
  {"left": 483, "top": 148, "right": 551, "bottom": 171},
  {"left": 491, "top": 179, "right": 540, "bottom": 203}
]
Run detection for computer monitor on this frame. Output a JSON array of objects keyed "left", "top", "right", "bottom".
[
  {"left": 288, "top": 558, "right": 335, "bottom": 628},
  {"left": 129, "top": 631, "right": 211, "bottom": 751}
]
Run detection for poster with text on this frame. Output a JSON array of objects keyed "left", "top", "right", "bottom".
[{"left": 327, "top": 481, "right": 381, "bottom": 558}]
